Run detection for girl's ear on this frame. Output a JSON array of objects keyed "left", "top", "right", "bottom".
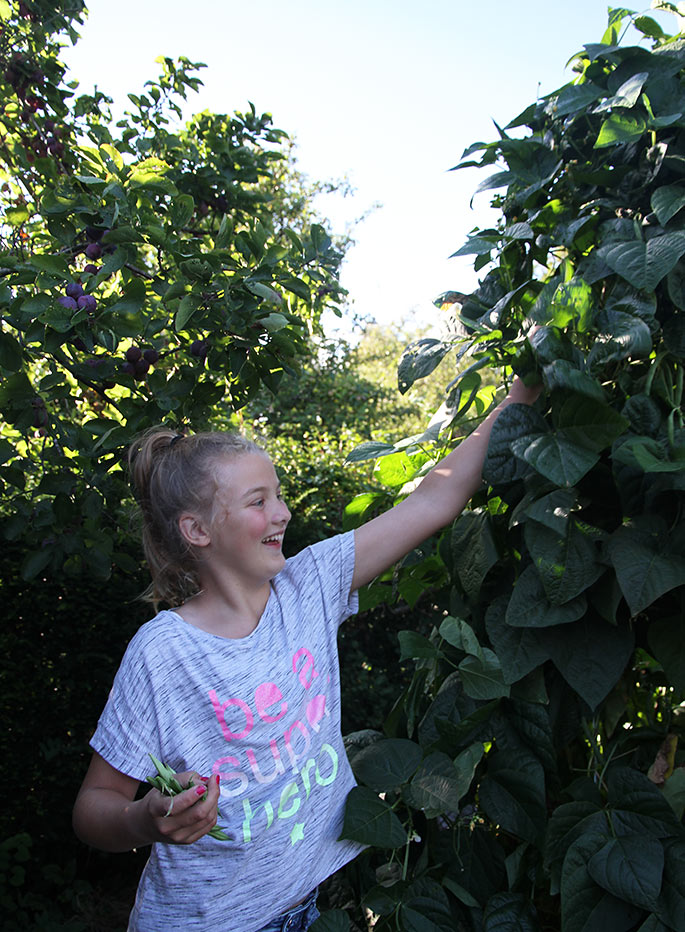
[{"left": 178, "top": 512, "right": 211, "bottom": 548}]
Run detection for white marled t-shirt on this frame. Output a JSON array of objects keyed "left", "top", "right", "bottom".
[{"left": 91, "top": 531, "right": 363, "bottom": 932}]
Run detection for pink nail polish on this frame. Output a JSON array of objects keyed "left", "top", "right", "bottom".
[
  {"left": 214, "top": 774, "right": 220, "bottom": 785},
  {"left": 195, "top": 785, "right": 206, "bottom": 796}
]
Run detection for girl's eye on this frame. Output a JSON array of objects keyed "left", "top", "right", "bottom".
[{"left": 252, "top": 498, "right": 264, "bottom": 507}]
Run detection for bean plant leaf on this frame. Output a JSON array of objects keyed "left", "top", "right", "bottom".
[
  {"left": 648, "top": 614, "right": 685, "bottom": 691},
  {"left": 339, "top": 786, "right": 407, "bottom": 847},
  {"left": 459, "top": 648, "right": 510, "bottom": 700},
  {"left": 651, "top": 184, "right": 685, "bottom": 225},
  {"left": 352, "top": 739, "right": 423, "bottom": 792},
  {"left": 400, "top": 896, "right": 455, "bottom": 932},
  {"left": 602, "top": 233, "right": 685, "bottom": 291},
  {"left": 309, "top": 910, "right": 350, "bottom": 932},
  {"left": 398, "top": 338, "right": 451, "bottom": 394},
  {"left": 654, "top": 838, "right": 685, "bottom": 930},
  {"left": 561, "top": 834, "right": 644, "bottom": 932},
  {"left": 608, "top": 517, "right": 685, "bottom": 615},
  {"left": 451, "top": 511, "right": 499, "bottom": 599},
  {"left": 525, "top": 518, "right": 603, "bottom": 605},
  {"left": 541, "top": 615, "right": 635, "bottom": 710},
  {"left": 404, "top": 750, "right": 472, "bottom": 817},
  {"left": 479, "top": 751, "right": 546, "bottom": 843},
  {"left": 587, "top": 834, "right": 664, "bottom": 910},
  {"left": 483, "top": 404, "right": 548, "bottom": 485},
  {"left": 485, "top": 596, "right": 552, "bottom": 685},
  {"left": 483, "top": 892, "right": 539, "bottom": 932},
  {"left": 506, "top": 565, "right": 587, "bottom": 628},
  {"left": 595, "top": 111, "right": 647, "bottom": 148}
]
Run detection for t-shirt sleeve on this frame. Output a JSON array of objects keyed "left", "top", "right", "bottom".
[
  {"left": 89, "top": 628, "right": 164, "bottom": 782},
  {"left": 308, "top": 529, "right": 358, "bottom": 628}
]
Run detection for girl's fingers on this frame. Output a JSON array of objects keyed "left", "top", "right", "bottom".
[{"left": 151, "top": 775, "right": 221, "bottom": 843}]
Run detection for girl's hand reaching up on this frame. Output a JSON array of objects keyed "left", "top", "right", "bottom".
[{"left": 144, "top": 772, "right": 222, "bottom": 845}]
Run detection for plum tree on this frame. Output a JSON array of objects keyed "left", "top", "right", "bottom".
[{"left": 0, "top": 0, "right": 348, "bottom": 583}]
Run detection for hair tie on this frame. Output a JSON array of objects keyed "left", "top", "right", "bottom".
[{"left": 169, "top": 433, "right": 184, "bottom": 448}]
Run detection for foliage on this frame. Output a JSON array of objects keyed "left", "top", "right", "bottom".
[
  {"left": 0, "top": 0, "right": 347, "bottom": 583},
  {"left": 334, "top": 8, "right": 685, "bottom": 931}
]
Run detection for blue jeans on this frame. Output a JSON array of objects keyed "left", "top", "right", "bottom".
[{"left": 257, "top": 888, "right": 320, "bottom": 932}]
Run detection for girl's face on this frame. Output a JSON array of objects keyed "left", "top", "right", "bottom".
[{"left": 205, "top": 452, "right": 291, "bottom": 584}]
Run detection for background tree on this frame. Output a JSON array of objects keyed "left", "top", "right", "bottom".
[{"left": 337, "top": 7, "right": 685, "bottom": 931}]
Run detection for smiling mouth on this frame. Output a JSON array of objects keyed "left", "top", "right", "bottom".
[{"left": 262, "top": 533, "right": 283, "bottom": 546}]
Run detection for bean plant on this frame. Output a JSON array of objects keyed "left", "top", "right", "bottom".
[{"left": 336, "top": 7, "right": 685, "bottom": 932}]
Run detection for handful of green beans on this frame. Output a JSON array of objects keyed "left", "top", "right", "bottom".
[{"left": 146, "top": 754, "right": 230, "bottom": 841}]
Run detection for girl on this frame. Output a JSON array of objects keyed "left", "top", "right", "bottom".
[{"left": 73, "top": 376, "right": 539, "bottom": 932}]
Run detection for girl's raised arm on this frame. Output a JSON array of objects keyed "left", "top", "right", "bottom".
[{"left": 351, "top": 377, "right": 539, "bottom": 592}]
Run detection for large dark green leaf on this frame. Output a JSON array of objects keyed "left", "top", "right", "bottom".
[
  {"left": 400, "top": 896, "right": 455, "bottom": 932},
  {"left": 512, "top": 430, "right": 599, "bottom": 487},
  {"left": 479, "top": 751, "right": 546, "bottom": 843},
  {"left": 352, "top": 739, "right": 422, "bottom": 792},
  {"left": 602, "top": 233, "right": 685, "bottom": 291},
  {"left": 398, "top": 338, "right": 451, "bottom": 394},
  {"left": 648, "top": 613, "right": 685, "bottom": 691},
  {"left": 540, "top": 615, "right": 635, "bottom": 710},
  {"left": 310, "top": 910, "right": 349, "bottom": 932},
  {"left": 451, "top": 511, "right": 499, "bottom": 599},
  {"left": 655, "top": 838, "right": 685, "bottom": 930},
  {"left": 608, "top": 517, "right": 685, "bottom": 615},
  {"left": 607, "top": 768, "right": 679, "bottom": 838},
  {"left": 542, "top": 360, "right": 605, "bottom": 402},
  {"left": 506, "top": 564, "right": 587, "bottom": 628},
  {"left": 483, "top": 404, "right": 548, "bottom": 485},
  {"left": 485, "top": 596, "right": 551, "bottom": 685},
  {"left": 338, "top": 786, "right": 407, "bottom": 848},
  {"left": 459, "top": 649, "right": 510, "bottom": 700},
  {"left": 588, "top": 835, "right": 664, "bottom": 910},
  {"left": 544, "top": 801, "right": 607, "bottom": 888},
  {"left": 404, "top": 750, "right": 475, "bottom": 817},
  {"left": 651, "top": 184, "right": 685, "bottom": 225},
  {"left": 525, "top": 517, "right": 603, "bottom": 605},
  {"left": 561, "top": 833, "right": 644, "bottom": 932},
  {"left": 595, "top": 111, "right": 647, "bottom": 147},
  {"left": 483, "top": 892, "right": 540, "bottom": 931}
]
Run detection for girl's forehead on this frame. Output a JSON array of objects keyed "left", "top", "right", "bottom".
[{"left": 212, "top": 451, "right": 276, "bottom": 492}]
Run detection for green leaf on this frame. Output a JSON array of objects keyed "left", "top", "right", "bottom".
[
  {"left": 608, "top": 768, "right": 680, "bottom": 839},
  {"left": 451, "top": 511, "right": 499, "bottom": 599},
  {"left": 170, "top": 194, "right": 195, "bottom": 228},
  {"left": 483, "top": 892, "right": 539, "bottom": 931},
  {"left": 398, "top": 630, "right": 442, "bottom": 661},
  {"left": 648, "top": 614, "right": 685, "bottom": 692},
  {"left": 587, "top": 835, "right": 664, "bottom": 910},
  {"left": 603, "top": 233, "right": 685, "bottom": 291},
  {"left": 656, "top": 839, "right": 685, "bottom": 929},
  {"left": 404, "top": 751, "right": 472, "bottom": 817},
  {"left": 21, "top": 548, "right": 53, "bottom": 581},
  {"left": 174, "top": 294, "right": 201, "bottom": 331},
  {"left": 512, "top": 431, "right": 599, "bottom": 487},
  {"left": 595, "top": 72, "right": 649, "bottom": 112},
  {"left": 398, "top": 339, "right": 451, "bottom": 394},
  {"left": 561, "top": 833, "right": 643, "bottom": 932},
  {"left": 459, "top": 649, "right": 510, "bottom": 700},
  {"left": 651, "top": 185, "right": 685, "bottom": 226},
  {"left": 247, "top": 282, "right": 282, "bottom": 304},
  {"left": 525, "top": 518, "right": 603, "bottom": 605},
  {"left": 0, "top": 331, "right": 23, "bottom": 372},
  {"left": 108, "top": 276, "right": 147, "bottom": 315},
  {"left": 439, "top": 615, "right": 481, "bottom": 656},
  {"left": 662, "top": 768, "right": 685, "bottom": 821},
  {"left": 634, "top": 15, "right": 666, "bottom": 38},
  {"left": 608, "top": 517, "right": 685, "bottom": 615},
  {"left": 542, "top": 360, "right": 606, "bottom": 402},
  {"left": 479, "top": 751, "right": 546, "bottom": 843},
  {"left": 310, "top": 910, "right": 349, "bottom": 932},
  {"left": 344, "top": 440, "right": 395, "bottom": 463},
  {"left": 483, "top": 404, "right": 548, "bottom": 485},
  {"left": 400, "top": 896, "right": 455, "bottom": 932},
  {"left": 548, "top": 278, "right": 594, "bottom": 331},
  {"left": 486, "top": 596, "right": 552, "bottom": 685},
  {"left": 595, "top": 111, "right": 647, "bottom": 147},
  {"left": 544, "top": 801, "right": 607, "bottom": 887},
  {"left": 540, "top": 616, "right": 634, "bottom": 710},
  {"left": 506, "top": 564, "right": 587, "bottom": 628},
  {"left": 338, "top": 786, "right": 407, "bottom": 847},
  {"left": 352, "top": 739, "right": 422, "bottom": 792}
]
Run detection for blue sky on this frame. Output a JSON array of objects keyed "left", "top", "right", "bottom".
[{"left": 63, "top": 2, "right": 676, "bottom": 334}]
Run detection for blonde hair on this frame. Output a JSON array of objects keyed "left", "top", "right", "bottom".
[{"left": 128, "top": 428, "right": 263, "bottom": 606}]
